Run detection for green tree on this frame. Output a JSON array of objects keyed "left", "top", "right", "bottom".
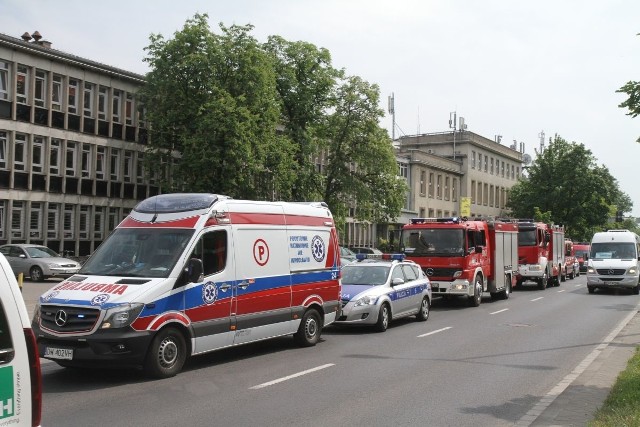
[
  {"left": 617, "top": 32, "right": 640, "bottom": 143},
  {"left": 507, "top": 135, "right": 632, "bottom": 241},
  {"left": 320, "top": 75, "right": 407, "bottom": 226},
  {"left": 139, "top": 14, "right": 295, "bottom": 199}
]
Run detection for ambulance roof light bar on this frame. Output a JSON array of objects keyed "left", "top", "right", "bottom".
[
  {"left": 135, "top": 193, "right": 220, "bottom": 214},
  {"left": 410, "top": 217, "right": 461, "bottom": 224}
]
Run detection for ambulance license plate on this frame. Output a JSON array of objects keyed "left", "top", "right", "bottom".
[{"left": 45, "top": 347, "right": 73, "bottom": 360}]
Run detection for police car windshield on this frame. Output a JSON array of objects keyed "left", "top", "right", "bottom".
[
  {"left": 590, "top": 242, "right": 637, "bottom": 260},
  {"left": 80, "top": 228, "right": 195, "bottom": 278},
  {"left": 341, "top": 265, "right": 390, "bottom": 286},
  {"left": 401, "top": 229, "right": 464, "bottom": 256}
]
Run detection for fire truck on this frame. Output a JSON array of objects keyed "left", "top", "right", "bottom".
[
  {"left": 515, "top": 220, "right": 565, "bottom": 290},
  {"left": 400, "top": 217, "right": 518, "bottom": 307},
  {"left": 564, "top": 239, "right": 579, "bottom": 279}
]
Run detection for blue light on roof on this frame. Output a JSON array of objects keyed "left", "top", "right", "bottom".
[{"left": 134, "top": 194, "right": 218, "bottom": 214}]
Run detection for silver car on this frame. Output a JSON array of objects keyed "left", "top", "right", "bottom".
[
  {"left": 336, "top": 254, "right": 431, "bottom": 332},
  {"left": 0, "top": 244, "right": 81, "bottom": 282}
]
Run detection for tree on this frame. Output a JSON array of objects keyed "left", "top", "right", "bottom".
[
  {"left": 320, "top": 75, "right": 407, "bottom": 225},
  {"left": 506, "top": 135, "right": 632, "bottom": 241},
  {"left": 139, "top": 14, "right": 295, "bottom": 199},
  {"left": 617, "top": 33, "right": 640, "bottom": 143}
]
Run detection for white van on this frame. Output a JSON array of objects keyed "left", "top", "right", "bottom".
[
  {"left": 587, "top": 229, "right": 640, "bottom": 295},
  {"left": 32, "top": 193, "right": 342, "bottom": 378},
  {"left": 0, "top": 253, "right": 42, "bottom": 427}
]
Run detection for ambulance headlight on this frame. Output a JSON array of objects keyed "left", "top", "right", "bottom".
[
  {"left": 628, "top": 267, "right": 638, "bottom": 275},
  {"left": 101, "top": 303, "right": 145, "bottom": 329},
  {"left": 587, "top": 266, "right": 596, "bottom": 274},
  {"left": 354, "top": 296, "right": 377, "bottom": 306}
]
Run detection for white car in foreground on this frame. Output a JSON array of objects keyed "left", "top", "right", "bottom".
[{"left": 335, "top": 254, "right": 431, "bottom": 332}]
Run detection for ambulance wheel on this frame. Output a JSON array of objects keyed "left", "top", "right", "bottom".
[
  {"left": 416, "top": 297, "right": 430, "bottom": 321},
  {"left": 30, "top": 266, "right": 45, "bottom": 282},
  {"left": 375, "top": 303, "right": 390, "bottom": 332},
  {"left": 633, "top": 283, "right": 640, "bottom": 295},
  {"left": 294, "top": 308, "right": 322, "bottom": 346},
  {"left": 144, "top": 327, "right": 187, "bottom": 379},
  {"left": 468, "top": 276, "right": 482, "bottom": 307}
]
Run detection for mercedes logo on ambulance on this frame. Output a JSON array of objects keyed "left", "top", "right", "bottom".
[{"left": 55, "top": 309, "right": 68, "bottom": 326}]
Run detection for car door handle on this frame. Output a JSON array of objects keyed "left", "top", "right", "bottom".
[
  {"left": 219, "top": 283, "right": 231, "bottom": 292},
  {"left": 237, "top": 281, "right": 249, "bottom": 290}
]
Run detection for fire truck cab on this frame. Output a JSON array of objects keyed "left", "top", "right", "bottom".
[
  {"left": 515, "top": 220, "right": 565, "bottom": 290},
  {"left": 400, "top": 217, "right": 518, "bottom": 307}
]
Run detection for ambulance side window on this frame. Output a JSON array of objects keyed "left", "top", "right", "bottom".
[{"left": 194, "top": 230, "right": 227, "bottom": 277}]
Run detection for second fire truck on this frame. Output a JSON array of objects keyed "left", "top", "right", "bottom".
[{"left": 515, "top": 219, "right": 565, "bottom": 290}]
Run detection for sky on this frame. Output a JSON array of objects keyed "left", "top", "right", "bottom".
[{"left": 3, "top": 0, "right": 640, "bottom": 214}]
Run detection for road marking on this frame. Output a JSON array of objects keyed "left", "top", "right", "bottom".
[
  {"left": 249, "top": 363, "right": 335, "bottom": 389},
  {"left": 557, "top": 290, "right": 566, "bottom": 293},
  {"left": 531, "top": 297, "right": 544, "bottom": 302},
  {"left": 417, "top": 326, "right": 452, "bottom": 337},
  {"left": 575, "top": 284, "right": 582, "bottom": 287},
  {"left": 516, "top": 300, "right": 640, "bottom": 426},
  {"left": 490, "top": 308, "right": 509, "bottom": 315}
]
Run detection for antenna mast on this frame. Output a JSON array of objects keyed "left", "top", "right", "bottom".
[{"left": 388, "top": 93, "right": 395, "bottom": 141}]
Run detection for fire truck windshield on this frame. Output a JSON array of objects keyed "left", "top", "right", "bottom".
[
  {"left": 518, "top": 229, "right": 537, "bottom": 246},
  {"left": 80, "top": 228, "right": 195, "bottom": 278},
  {"left": 401, "top": 228, "right": 464, "bottom": 256}
]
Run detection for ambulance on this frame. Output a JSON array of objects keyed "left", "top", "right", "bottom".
[{"left": 32, "top": 193, "right": 342, "bottom": 378}]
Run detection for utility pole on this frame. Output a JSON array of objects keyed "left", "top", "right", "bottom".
[
  {"left": 449, "top": 111, "right": 457, "bottom": 161},
  {"left": 388, "top": 93, "right": 395, "bottom": 141}
]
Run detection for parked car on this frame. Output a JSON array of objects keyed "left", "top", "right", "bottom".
[
  {"left": 349, "top": 246, "right": 384, "bottom": 255},
  {"left": 335, "top": 254, "right": 431, "bottom": 332},
  {"left": 340, "top": 246, "right": 357, "bottom": 263},
  {"left": 0, "top": 252, "right": 42, "bottom": 426},
  {"left": 0, "top": 244, "right": 81, "bottom": 282}
]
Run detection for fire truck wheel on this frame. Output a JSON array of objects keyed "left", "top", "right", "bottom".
[
  {"left": 144, "top": 327, "right": 187, "bottom": 379},
  {"left": 537, "top": 272, "right": 548, "bottom": 290},
  {"left": 499, "top": 276, "right": 511, "bottom": 300},
  {"left": 468, "top": 277, "right": 482, "bottom": 307},
  {"left": 416, "top": 297, "right": 430, "bottom": 321},
  {"left": 375, "top": 303, "right": 390, "bottom": 332},
  {"left": 294, "top": 308, "right": 322, "bottom": 346}
]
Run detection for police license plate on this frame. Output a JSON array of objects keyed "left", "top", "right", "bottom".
[{"left": 45, "top": 347, "right": 73, "bottom": 360}]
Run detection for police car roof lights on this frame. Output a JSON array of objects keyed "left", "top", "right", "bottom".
[{"left": 355, "top": 253, "right": 405, "bottom": 261}]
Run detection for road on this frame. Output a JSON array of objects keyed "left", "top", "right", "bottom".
[{"left": 21, "top": 275, "right": 640, "bottom": 427}]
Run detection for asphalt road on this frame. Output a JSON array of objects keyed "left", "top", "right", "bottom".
[{"left": 20, "top": 275, "right": 640, "bottom": 427}]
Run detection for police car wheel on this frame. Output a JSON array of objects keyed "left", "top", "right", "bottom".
[
  {"left": 375, "top": 303, "right": 390, "bottom": 332},
  {"left": 416, "top": 297, "right": 430, "bottom": 321},
  {"left": 144, "top": 327, "right": 187, "bottom": 378},
  {"left": 294, "top": 308, "right": 322, "bottom": 347}
]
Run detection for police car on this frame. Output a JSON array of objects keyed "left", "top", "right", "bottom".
[{"left": 335, "top": 254, "right": 431, "bottom": 332}]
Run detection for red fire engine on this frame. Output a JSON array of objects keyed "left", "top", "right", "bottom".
[
  {"left": 400, "top": 217, "right": 518, "bottom": 307},
  {"left": 515, "top": 220, "right": 565, "bottom": 290},
  {"left": 564, "top": 239, "right": 579, "bottom": 279}
]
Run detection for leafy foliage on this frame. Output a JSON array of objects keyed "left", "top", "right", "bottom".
[{"left": 506, "top": 135, "right": 633, "bottom": 241}]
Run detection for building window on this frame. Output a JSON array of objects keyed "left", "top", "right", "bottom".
[
  {"left": 0, "top": 61, "right": 9, "bottom": 100},
  {"left": 477, "top": 181, "right": 483, "bottom": 206},
  {"left": 47, "top": 203, "right": 60, "bottom": 239},
  {"left": 428, "top": 172, "right": 434, "bottom": 198},
  {"left": 0, "top": 200, "right": 5, "bottom": 239},
  {"left": 50, "top": 139, "right": 61, "bottom": 175},
  {"left": 66, "top": 141, "right": 77, "bottom": 177},
  {"left": 81, "top": 144, "right": 92, "bottom": 178},
  {"left": 124, "top": 150, "right": 133, "bottom": 183},
  {"left": 471, "top": 151, "right": 476, "bottom": 169},
  {"left": 108, "top": 207, "right": 119, "bottom": 232},
  {"left": 98, "top": 86, "right": 108, "bottom": 120},
  {"left": 452, "top": 178, "right": 458, "bottom": 202},
  {"left": 419, "top": 208, "right": 425, "bottom": 217},
  {"left": 436, "top": 174, "right": 442, "bottom": 199},
  {"left": 84, "top": 82, "right": 94, "bottom": 118},
  {"left": 96, "top": 146, "right": 105, "bottom": 180},
  {"left": 471, "top": 180, "right": 476, "bottom": 204},
  {"left": 484, "top": 183, "right": 489, "bottom": 205},
  {"left": 34, "top": 69, "right": 47, "bottom": 107},
  {"left": 68, "top": 78, "right": 79, "bottom": 114},
  {"left": 112, "top": 89, "right": 122, "bottom": 123},
  {"left": 11, "top": 201, "right": 24, "bottom": 239},
  {"left": 419, "top": 170, "right": 426, "bottom": 196},
  {"left": 16, "top": 64, "right": 29, "bottom": 104},
  {"left": 110, "top": 148, "right": 121, "bottom": 181},
  {"left": 484, "top": 156, "right": 488, "bottom": 172},
  {"left": 94, "top": 207, "right": 104, "bottom": 240},
  {"left": 0, "top": 131, "right": 6, "bottom": 169},
  {"left": 14, "top": 133, "right": 27, "bottom": 171},
  {"left": 516, "top": 167, "right": 520, "bottom": 179},
  {"left": 136, "top": 152, "right": 145, "bottom": 183},
  {"left": 63, "top": 205, "right": 75, "bottom": 239},
  {"left": 29, "top": 202, "right": 43, "bottom": 239},
  {"left": 397, "top": 162, "right": 408, "bottom": 179},
  {"left": 125, "top": 93, "right": 134, "bottom": 125},
  {"left": 511, "top": 165, "right": 515, "bottom": 179},
  {"left": 490, "top": 157, "right": 494, "bottom": 175},
  {"left": 428, "top": 208, "right": 434, "bottom": 217},
  {"left": 436, "top": 209, "right": 442, "bottom": 218},
  {"left": 79, "top": 206, "right": 90, "bottom": 239},
  {"left": 52, "top": 75, "right": 63, "bottom": 111},
  {"left": 506, "top": 163, "right": 510, "bottom": 179},
  {"left": 501, "top": 161, "right": 505, "bottom": 177},
  {"left": 444, "top": 176, "right": 450, "bottom": 201},
  {"left": 490, "top": 185, "right": 495, "bottom": 207},
  {"left": 32, "top": 136, "right": 44, "bottom": 173},
  {"left": 478, "top": 154, "right": 482, "bottom": 172}
]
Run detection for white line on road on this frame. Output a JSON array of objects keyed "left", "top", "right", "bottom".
[
  {"left": 531, "top": 297, "right": 544, "bottom": 302},
  {"left": 249, "top": 363, "right": 335, "bottom": 390},
  {"left": 575, "top": 284, "right": 582, "bottom": 287},
  {"left": 490, "top": 308, "right": 509, "bottom": 315},
  {"left": 557, "top": 290, "right": 566, "bottom": 293},
  {"left": 417, "top": 326, "right": 452, "bottom": 338}
]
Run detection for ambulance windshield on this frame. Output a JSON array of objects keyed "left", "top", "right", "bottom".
[
  {"left": 80, "top": 228, "right": 195, "bottom": 278},
  {"left": 590, "top": 242, "right": 637, "bottom": 260},
  {"left": 401, "top": 229, "right": 464, "bottom": 256}
]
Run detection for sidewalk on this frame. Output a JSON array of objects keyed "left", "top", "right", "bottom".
[{"left": 528, "top": 308, "right": 640, "bottom": 426}]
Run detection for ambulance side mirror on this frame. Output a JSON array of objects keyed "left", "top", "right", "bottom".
[{"left": 186, "top": 258, "right": 204, "bottom": 283}]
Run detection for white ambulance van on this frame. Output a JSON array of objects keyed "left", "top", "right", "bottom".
[
  {"left": 0, "top": 253, "right": 42, "bottom": 427},
  {"left": 587, "top": 229, "right": 640, "bottom": 295},
  {"left": 32, "top": 193, "right": 341, "bottom": 378}
]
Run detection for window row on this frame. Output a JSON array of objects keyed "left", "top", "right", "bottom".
[
  {"left": 418, "top": 170, "right": 458, "bottom": 202},
  {"left": 0, "top": 200, "right": 129, "bottom": 242},
  {"left": 470, "top": 150, "right": 520, "bottom": 179},
  {"left": 417, "top": 208, "right": 457, "bottom": 219},
  {"left": 469, "top": 180, "right": 509, "bottom": 209}
]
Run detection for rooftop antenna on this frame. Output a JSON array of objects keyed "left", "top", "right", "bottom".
[
  {"left": 449, "top": 111, "right": 457, "bottom": 161},
  {"left": 535, "top": 130, "right": 545, "bottom": 155},
  {"left": 388, "top": 93, "right": 395, "bottom": 141}
]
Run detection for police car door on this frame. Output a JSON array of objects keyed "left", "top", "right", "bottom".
[
  {"left": 390, "top": 264, "right": 414, "bottom": 316},
  {"left": 188, "top": 228, "right": 236, "bottom": 353}
]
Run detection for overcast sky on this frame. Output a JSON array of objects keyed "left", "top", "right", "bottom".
[{"left": 4, "top": 0, "right": 640, "bottom": 215}]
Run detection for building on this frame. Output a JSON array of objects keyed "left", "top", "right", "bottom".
[{"left": 0, "top": 31, "right": 149, "bottom": 256}]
